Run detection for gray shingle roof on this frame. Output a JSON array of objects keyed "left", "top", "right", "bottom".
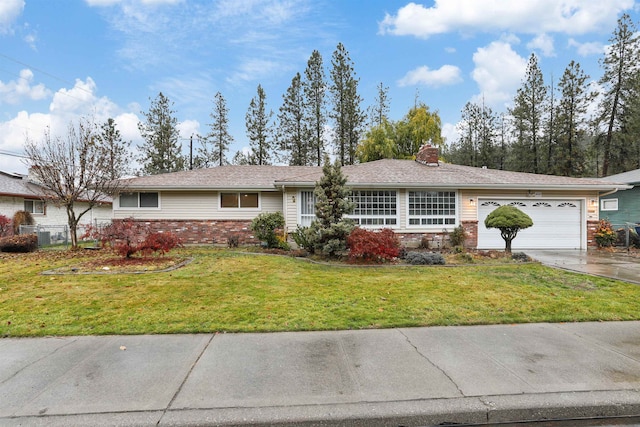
[
  {"left": 0, "top": 172, "right": 43, "bottom": 198},
  {"left": 122, "top": 160, "right": 627, "bottom": 191},
  {"left": 600, "top": 168, "right": 640, "bottom": 184}
]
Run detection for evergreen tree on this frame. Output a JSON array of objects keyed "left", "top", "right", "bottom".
[
  {"left": 308, "top": 157, "right": 355, "bottom": 257},
  {"left": 596, "top": 13, "right": 640, "bottom": 176},
  {"left": 138, "top": 92, "right": 184, "bottom": 175},
  {"left": 199, "top": 91, "right": 233, "bottom": 167},
  {"left": 555, "top": 61, "right": 593, "bottom": 176},
  {"left": 330, "top": 43, "right": 365, "bottom": 166},
  {"left": 509, "top": 54, "right": 547, "bottom": 173},
  {"left": 277, "top": 73, "right": 309, "bottom": 165},
  {"left": 245, "top": 84, "right": 274, "bottom": 165},
  {"left": 368, "top": 82, "right": 390, "bottom": 128},
  {"left": 97, "top": 118, "right": 132, "bottom": 180},
  {"left": 303, "top": 50, "right": 327, "bottom": 166},
  {"left": 447, "top": 100, "right": 498, "bottom": 168},
  {"left": 618, "top": 73, "right": 640, "bottom": 171},
  {"left": 231, "top": 150, "right": 254, "bottom": 165}
]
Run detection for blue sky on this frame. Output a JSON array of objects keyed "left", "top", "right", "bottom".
[{"left": 0, "top": 0, "right": 637, "bottom": 174}]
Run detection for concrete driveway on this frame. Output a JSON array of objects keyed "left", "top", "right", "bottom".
[{"left": 526, "top": 250, "right": 640, "bottom": 285}]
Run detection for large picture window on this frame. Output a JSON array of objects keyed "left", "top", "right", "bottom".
[
  {"left": 220, "top": 192, "right": 259, "bottom": 209},
  {"left": 348, "top": 190, "right": 398, "bottom": 226},
  {"left": 24, "top": 199, "right": 44, "bottom": 214},
  {"left": 119, "top": 192, "right": 159, "bottom": 208},
  {"left": 408, "top": 191, "right": 456, "bottom": 226}
]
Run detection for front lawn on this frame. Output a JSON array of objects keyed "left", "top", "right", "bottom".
[{"left": 1, "top": 247, "right": 640, "bottom": 337}]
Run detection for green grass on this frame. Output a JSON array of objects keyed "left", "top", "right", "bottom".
[{"left": 1, "top": 247, "right": 640, "bottom": 337}]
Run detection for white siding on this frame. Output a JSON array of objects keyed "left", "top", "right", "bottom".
[
  {"left": 113, "top": 190, "right": 283, "bottom": 221},
  {"left": 0, "top": 196, "right": 112, "bottom": 227}
]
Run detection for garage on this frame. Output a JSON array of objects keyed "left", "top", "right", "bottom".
[{"left": 477, "top": 199, "right": 583, "bottom": 250}]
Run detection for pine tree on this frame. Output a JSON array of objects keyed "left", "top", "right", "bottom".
[
  {"left": 199, "top": 91, "right": 233, "bottom": 167},
  {"left": 330, "top": 42, "right": 365, "bottom": 166},
  {"left": 368, "top": 82, "right": 390, "bottom": 128},
  {"left": 596, "top": 13, "right": 640, "bottom": 176},
  {"left": 97, "top": 118, "right": 132, "bottom": 180},
  {"left": 509, "top": 54, "right": 547, "bottom": 173},
  {"left": 277, "top": 73, "right": 309, "bottom": 165},
  {"left": 245, "top": 84, "right": 274, "bottom": 165},
  {"left": 303, "top": 50, "right": 327, "bottom": 166},
  {"left": 308, "top": 157, "right": 355, "bottom": 257},
  {"left": 555, "top": 61, "right": 593, "bottom": 176},
  {"left": 138, "top": 92, "right": 184, "bottom": 175}
]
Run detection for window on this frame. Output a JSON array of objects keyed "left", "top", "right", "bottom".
[
  {"left": 220, "top": 192, "right": 259, "bottom": 209},
  {"left": 348, "top": 190, "right": 398, "bottom": 226},
  {"left": 601, "top": 198, "right": 618, "bottom": 211},
  {"left": 119, "top": 192, "right": 159, "bottom": 208},
  {"left": 24, "top": 199, "right": 44, "bottom": 214},
  {"left": 299, "top": 190, "right": 316, "bottom": 227},
  {"left": 408, "top": 191, "right": 456, "bottom": 226}
]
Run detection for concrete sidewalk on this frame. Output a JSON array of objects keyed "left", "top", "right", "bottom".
[{"left": 2, "top": 322, "right": 640, "bottom": 426}]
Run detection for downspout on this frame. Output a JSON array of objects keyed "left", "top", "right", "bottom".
[
  {"left": 281, "top": 185, "right": 287, "bottom": 237},
  {"left": 599, "top": 187, "right": 623, "bottom": 197}
]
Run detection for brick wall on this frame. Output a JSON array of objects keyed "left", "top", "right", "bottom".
[
  {"left": 117, "top": 219, "right": 258, "bottom": 245},
  {"left": 586, "top": 219, "right": 599, "bottom": 248}
]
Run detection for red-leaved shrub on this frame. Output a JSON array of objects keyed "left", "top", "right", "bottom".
[
  {"left": 347, "top": 227, "right": 400, "bottom": 263},
  {"left": 83, "top": 218, "right": 182, "bottom": 258},
  {"left": 0, "top": 214, "right": 11, "bottom": 237},
  {"left": 141, "top": 231, "right": 183, "bottom": 256}
]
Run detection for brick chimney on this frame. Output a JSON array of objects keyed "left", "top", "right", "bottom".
[{"left": 415, "top": 144, "right": 439, "bottom": 166}]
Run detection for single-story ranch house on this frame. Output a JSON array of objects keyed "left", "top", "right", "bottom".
[
  {"left": 114, "top": 146, "right": 630, "bottom": 250},
  {"left": 0, "top": 170, "right": 113, "bottom": 231}
]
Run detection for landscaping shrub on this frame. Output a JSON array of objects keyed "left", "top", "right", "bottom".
[
  {"left": 12, "top": 210, "right": 34, "bottom": 235},
  {"left": 291, "top": 226, "right": 314, "bottom": 252},
  {"left": 419, "top": 235, "right": 430, "bottom": 249},
  {"left": 83, "top": 218, "right": 182, "bottom": 258},
  {"left": 511, "top": 252, "right": 530, "bottom": 262},
  {"left": 251, "top": 212, "right": 287, "bottom": 249},
  {"left": 227, "top": 235, "right": 239, "bottom": 248},
  {"left": 405, "top": 251, "right": 446, "bottom": 265},
  {"left": 449, "top": 225, "right": 467, "bottom": 247},
  {"left": 594, "top": 219, "right": 617, "bottom": 248},
  {"left": 0, "top": 234, "right": 38, "bottom": 253},
  {"left": 0, "top": 214, "right": 11, "bottom": 237},
  {"left": 141, "top": 232, "right": 183, "bottom": 256},
  {"left": 347, "top": 228, "right": 400, "bottom": 263}
]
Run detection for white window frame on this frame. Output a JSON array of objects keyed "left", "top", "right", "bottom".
[
  {"left": 117, "top": 192, "right": 160, "bottom": 209},
  {"left": 219, "top": 192, "right": 261, "bottom": 210},
  {"left": 347, "top": 189, "right": 399, "bottom": 228},
  {"left": 24, "top": 199, "right": 45, "bottom": 215},
  {"left": 406, "top": 190, "right": 458, "bottom": 228},
  {"left": 298, "top": 190, "right": 316, "bottom": 227},
  {"left": 601, "top": 198, "right": 618, "bottom": 211}
]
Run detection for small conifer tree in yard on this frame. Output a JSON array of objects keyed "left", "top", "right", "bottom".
[
  {"left": 308, "top": 157, "right": 355, "bottom": 257},
  {"left": 484, "top": 205, "right": 533, "bottom": 254}
]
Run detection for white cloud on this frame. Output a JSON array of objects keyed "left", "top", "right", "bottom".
[
  {"left": 0, "top": 69, "right": 51, "bottom": 104},
  {"left": 176, "top": 119, "right": 200, "bottom": 140},
  {"left": 471, "top": 41, "right": 528, "bottom": 108},
  {"left": 568, "top": 38, "right": 605, "bottom": 56},
  {"left": 0, "top": 76, "right": 144, "bottom": 174},
  {"left": 379, "top": 0, "right": 635, "bottom": 38},
  {"left": 441, "top": 122, "right": 459, "bottom": 146},
  {"left": 398, "top": 65, "right": 462, "bottom": 88},
  {"left": 527, "top": 34, "right": 555, "bottom": 57},
  {"left": 0, "top": 0, "right": 24, "bottom": 34}
]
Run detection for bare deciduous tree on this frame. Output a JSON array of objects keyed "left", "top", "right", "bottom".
[{"left": 24, "top": 117, "right": 128, "bottom": 249}]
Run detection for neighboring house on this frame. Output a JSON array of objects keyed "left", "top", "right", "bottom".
[
  {"left": 115, "top": 146, "right": 628, "bottom": 250},
  {"left": 599, "top": 168, "right": 640, "bottom": 228},
  {"left": 0, "top": 170, "right": 113, "bottom": 231}
]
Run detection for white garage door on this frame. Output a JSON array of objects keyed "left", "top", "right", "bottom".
[{"left": 477, "top": 199, "right": 582, "bottom": 250}]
